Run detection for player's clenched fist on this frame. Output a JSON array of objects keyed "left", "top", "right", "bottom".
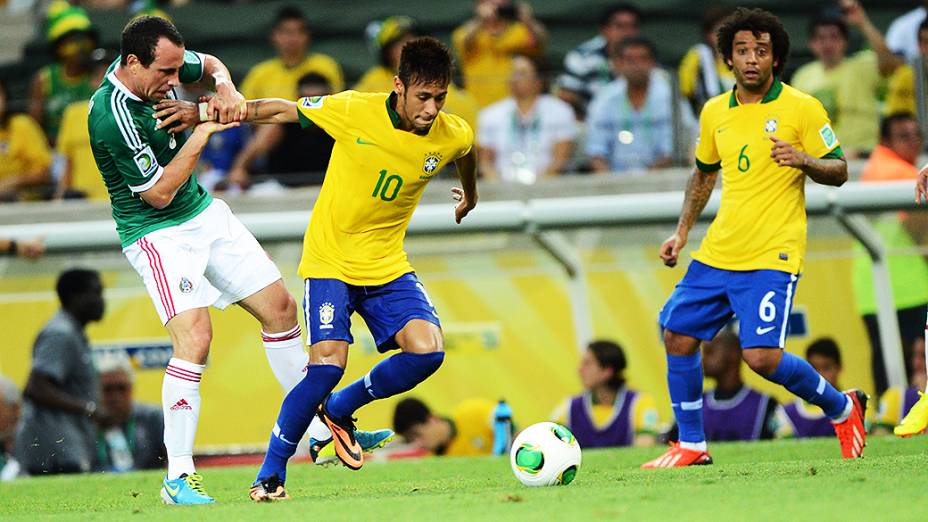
[
  {"left": 769, "top": 135, "right": 807, "bottom": 168},
  {"left": 659, "top": 233, "right": 686, "bottom": 267}
]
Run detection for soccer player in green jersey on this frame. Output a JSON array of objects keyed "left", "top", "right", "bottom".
[{"left": 88, "top": 16, "right": 392, "bottom": 505}]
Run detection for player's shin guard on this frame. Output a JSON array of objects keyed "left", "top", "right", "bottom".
[
  {"left": 326, "top": 351, "right": 445, "bottom": 419},
  {"left": 667, "top": 353, "right": 706, "bottom": 445},
  {"left": 162, "top": 357, "right": 204, "bottom": 480},
  {"left": 262, "top": 325, "right": 308, "bottom": 394},
  {"left": 768, "top": 351, "right": 848, "bottom": 419},
  {"left": 257, "top": 364, "right": 343, "bottom": 483}
]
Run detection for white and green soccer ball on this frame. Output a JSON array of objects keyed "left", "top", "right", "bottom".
[{"left": 509, "top": 422, "right": 582, "bottom": 487}]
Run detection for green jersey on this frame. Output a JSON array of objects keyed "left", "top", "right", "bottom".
[{"left": 89, "top": 50, "right": 212, "bottom": 247}]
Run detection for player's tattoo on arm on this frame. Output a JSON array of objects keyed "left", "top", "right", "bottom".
[
  {"left": 249, "top": 100, "right": 262, "bottom": 120},
  {"left": 802, "top": 157, "right": 847, "bottom": 187},
  {"left": 677, "top": 169, "right": 718, "bottom": 236}
]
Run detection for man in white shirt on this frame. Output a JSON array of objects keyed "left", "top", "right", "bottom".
[
  {"left": 478, "top": 55, "right": 577, "bottom": 184},
  {"left": 886, "top": 2, "right": 928, "bottom": 61}
]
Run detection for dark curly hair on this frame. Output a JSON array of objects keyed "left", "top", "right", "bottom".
[
  {"left": 398, "top": 36, "right": 453, "bottom": 88},
  {"left": 716, "top": 7, "right": 790, "bottom": 77}
]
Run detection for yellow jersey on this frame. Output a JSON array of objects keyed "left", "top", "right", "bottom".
[
  {"left": 57, "top": 100, "right": 108, "bottom": 201},
  {"left": 240, "top": 53, "right": 344, "bottom": 100},
  {"left": 451, "top": 21, "right": 538, "bottom": 108},
  {"left": 693, "top": 79, "right": 842, "bottom": 273},
  {"left": 444, "top": 398, "right": 497, "bottom": 457},
  {"left": 353, "top": 65, "right": 479, "bottom": 130},
  {"left": 0, "top": 114, "right": 52, "bottom": 183},
  {"left": 296, "top": 91, "right": 474, "bottom": 285},
  {"left": 885, "top": 64, "right": 916, "bottom": 115}
]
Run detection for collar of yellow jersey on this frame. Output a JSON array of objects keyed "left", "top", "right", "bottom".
[
  {"left": 386, "top": 92, "right": 402, "bottom": 128},
  {"left": 728, "top": 77, "right": 783, "bottom": 108}
]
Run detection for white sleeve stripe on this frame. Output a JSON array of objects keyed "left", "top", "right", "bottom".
[
  {"left": 116, "top": 93, "right": 143, "bottom": 149},
  {"left": 128, "top": 166, "right": 163, "bottom": 192},
  {"left": 110, "top": 90, "right": 139, "bottom": 151},
  {"left": 194, "top": 52, "right": 205, "bottom": 82}
]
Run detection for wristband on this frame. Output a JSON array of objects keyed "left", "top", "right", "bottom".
[{"left": 198, "top": 102, "right": 214, "bottom": 122}]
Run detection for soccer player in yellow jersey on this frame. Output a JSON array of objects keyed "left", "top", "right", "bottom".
[
  {"left": 901, "top": 145, "right": 928, "bottom": 436},
  {"left": 230, "top": 37, "right": 477, "bottom": 500},
  {"left": 642, "top": 8, "right": 868, "bottom": 469}
]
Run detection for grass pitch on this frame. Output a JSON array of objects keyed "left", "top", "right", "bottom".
[{"left": 1, "top": 436, "right": 925, "bottom": 521}]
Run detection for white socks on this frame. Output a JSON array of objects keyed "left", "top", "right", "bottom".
[
  {"left": 831, "top": 396, "right": 854, "bottom": 424},
  {"left": 679, "top": 441, "right": 708, "bottom": 452},
  {"left": 163, "top": 357, "right": 204, "bottom": 480},
  {"left": 262, "top": 326, "right": 332, "bottom": 441}
]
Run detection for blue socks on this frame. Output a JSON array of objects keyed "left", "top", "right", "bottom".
[
  {"left": 326, "top": 351, "right": 445, "bottom": 419},
  {"left": 256, "top": 364, "right": 343, "bottom": 483},
  {"left": 768, "top": 351, "right": 848, "bottom": 419},
  {"left": 667, "top": 353, "right": 706, "bottom": 443}
]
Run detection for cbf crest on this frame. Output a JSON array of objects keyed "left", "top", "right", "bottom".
[
  {"left": 764, "top": 118, "right": 778, "bottom": 134},
  {"left": 423, "top": 151, "right": 443, "bottom": 175},
  {"left": 319, "top": 302, "right": 335, "bottom": 330}
]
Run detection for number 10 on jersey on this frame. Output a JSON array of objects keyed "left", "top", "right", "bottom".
[{"left": 372, "top": 169, "right": 403, "bottom": 202}]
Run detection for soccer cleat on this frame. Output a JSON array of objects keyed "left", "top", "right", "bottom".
[
  {"left": 894, "top": 391, "right": 928, "bottom": 437},
  {"left": 249, "top": 474, "right": 290, "bottom": 502},
  {"left": 160, "top": 473, "right": 215, "bottom": 505},
  {"left": 319, "top": 399, "right": 364, "bottom": 470},
  {"left": 311, "top": 428, "right": 395, "bottom": 466},
  {"left": 833, "top": 389, "right": 868, "bottom": 459},
  {"left": 641, "top": 442, "right": 713, "bottom": 468}
]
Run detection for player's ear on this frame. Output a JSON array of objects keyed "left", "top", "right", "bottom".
[{"left": 392, "top": 75, "right": 404, "bottom": 96}]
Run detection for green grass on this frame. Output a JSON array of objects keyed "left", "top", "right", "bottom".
[{"left": 2, "top": 436, "right": 926, "bottom": 521}]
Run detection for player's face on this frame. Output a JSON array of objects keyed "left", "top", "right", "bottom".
[
  {"left": 406, "top": 417, "right": 449, "bottom": 452},
  {"left": 508, "top": 56, "right": 541, "bottom": 98},
  {"left": 808, "top": 25, "right": 847, "bottom": 66},
  {"left": 395, "top": 79, "right": 448, "bottom": 134},
  {"left": 808, "top": 354, "right": 840, "bottom": 388},
  {"left": 578, "top": 350, "right": 612, "bottom": 389},
  {"left": 886, "top": 118, "right": 923, "bottom": 165},
  {"left": 100, "top": 370, "right": 133, "bottom": 424},
  {"left": 728, "top": 30, "right": 776, "bottom": 92},
  {"left": 601, "top": 11, "right": 640, "bottom": 46},
  {"left": 272, "top": 19, "right": 309, "bottom": 57},
  {"left": 130, "top": 37, "right": 184, "bottom": 101},
  {"left": 615, "top": 45, "right": 654, "bottom": 88}
]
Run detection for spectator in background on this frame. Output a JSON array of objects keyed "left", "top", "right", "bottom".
[
  {"left": 774, "top": 339, "right": 844, "bottom": 438},
  {"left": 94, "top": 357, "right": 165, "bottom": 472},
  {"left": 54, "top": 48, "right": 116, "bottom": 201},
  {"left": 0, "top": 375, "right": 22, "bottom": 481},
  {"left": 852, "top": 113, "right": 928, "bottom": 396},
  {"left": 876, "top": 337, "right": 926, "bottom": 434},
  {"left": 227, "top": 73, "right": 334, "bottom": 190},
  {"left": 29, "top": 1, "right": 98, "bottom": 144},
  {"left": 677, "top": 6, "right": 735, "bottom": 117},
  {"left": 885, "top": 0, "right": 928, "bottom": 62},
  {"left": 452, "top": 0, "right": 546, "bottom": 109},
  {"left": 14, "top": 268, "right": 106, "bottom": 475},
  {"left": 356, "top": 16, "right": 479, "bottom": 129},
  {"left": 393, "top": 397, "right": 500, "bottom": 456},
  {"left": 477, "top": 55, "right": 576, "bottom": 183},
  {"left": 196, "top": 117, "right": 249, "bottom": 192},
  {"left": 0, "top": 78, "right": 52, "bottom": 201},
  {"left": 790, "top": 1, "right": 902, "bottom": 158},
  {"left": 551, "top": 340, "right": 659, "bottom": 448},
  {"left": 885, "top": 20, "right": 928, "bottom": 140},
  {"left": 0, "top": 237, "right": 45, "bottom": 260},
  {"left": 239, "top": 6, "right": 344, "bottom": 101},
  {"left": 587, "top": 37, "right": 694, "bottom": 174},
  {"left": 556, "top": 2, "right": 642, "bottom": 119}
]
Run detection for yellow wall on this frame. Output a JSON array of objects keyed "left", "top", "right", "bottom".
[{"left": 0, "top": 235, "right": 873, "bottom": 449}]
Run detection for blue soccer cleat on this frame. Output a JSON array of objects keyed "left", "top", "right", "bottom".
[
  {"left": 310, "top": 428, "right": 395, "bottom": 467},
  {"left": 160, "top": 473, "right": 215, "bottom": 505}
]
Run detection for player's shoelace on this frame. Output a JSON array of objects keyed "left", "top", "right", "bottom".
[{"left": 184, "top": 473, "right": 208, "bottom": 496}]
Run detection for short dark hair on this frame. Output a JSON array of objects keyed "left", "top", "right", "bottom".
[
  {"left": 599, "top": 2, "right": 642, "bottom": 27},
  {"left": 717, "top": 7, "right": 790, "bottom": 77},
  {"left": 806, "top": 337, "right": 842, "bottom": 366},
  {"left": 397, "top": 36, "right": 453, "bottom": 88},
  {"left": 273, "top": 5, "right": 307, "bottom": 31},
  {"left": 297, "top": 72, "right": 331, "bottom": 90},
  {"left": 880, "top": 112, "right": 918, "bottom": 140},
  {"left": 808, "top": 14, "right": 848, "bottom": 41},
  {"left": 393, "top": 397, "right": 431, "bottom": 438},
  {"left": 120, "top": 15, "right": 183, "bottom": 67},
  {"left": 56, "top": 268, "right": 100, "bottom": 306},
  {"left": 614, "top": 35, "right": 657, "bottom": 60},
  {"left": 587, "top": 340, "right": 627, "bottom": 390}
]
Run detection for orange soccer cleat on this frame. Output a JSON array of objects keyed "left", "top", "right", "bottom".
[
  {"left": 833, "top": 389, "right": 868, "bottom": 459},
  {"left": 319, "top": 399, "right": 364, "bottom": 470},
  {"left": 641, "top": 442, "right": 713, "bottom": 468}
]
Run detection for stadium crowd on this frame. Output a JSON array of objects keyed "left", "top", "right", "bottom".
[{"left": 0, "top": 0, "right": 927, "bottom": 476}]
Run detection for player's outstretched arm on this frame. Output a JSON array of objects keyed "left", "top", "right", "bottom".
[
  {"left": 453, "top": 148, "right": 479, "bottom": 224},
  {"left": 660, "top": 168, "right": 718, "bottom": 267},
  {"left": 197, "top": 53, "right": 246, "bottom": 123},
  {"left": 769, "top": 136, "right": 847, "bottom": 187}
]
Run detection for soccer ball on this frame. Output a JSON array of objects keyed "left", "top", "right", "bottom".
[{"left": 509, "top": 422, "right": 581, "bottom": 487}]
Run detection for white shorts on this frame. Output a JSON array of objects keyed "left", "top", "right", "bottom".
[{"left": 123, "top": 198, "right": 282, "bottom": 325}]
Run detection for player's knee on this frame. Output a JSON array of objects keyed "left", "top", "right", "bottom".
[
  {"left": 663, "top": 329, "right": 699, "bottom": 356},
  {"left": 403, "top": 329, "right": 444, "bottom": 354},
  {"left": 265, "top": 289, "right": 298, "bottom": 330},
  {"left": 742, "top": 348, "right": 779, "bottom": 377}
]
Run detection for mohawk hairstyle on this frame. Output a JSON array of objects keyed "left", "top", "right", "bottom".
[{"left": 397, "top": 36, "right": 453, "bottom": 88}]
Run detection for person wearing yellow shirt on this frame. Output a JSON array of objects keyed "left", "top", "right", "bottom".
[
  {"left": 239, "top": 6, "right": 344, "bottom": 101},
  {"left": 884, "top": 18, "right": 928, "bottom": 138},
  {"left": 393, "top": 397, "right": 502, "bottom": 456},
  {"left": 678, "top": 7, "right": 735, "bottom": 116},
  {"left": 0, "top": 79, "right": 52, "bottom": 201},
  {"left": 452, "top": 0, "right": 546, "bottom": 108},
  {"left": 356, "top": 16, "right": 479, "bottom": 130},
  {"left": 551, "top": 340, "right": 658, "bottom": 448}
]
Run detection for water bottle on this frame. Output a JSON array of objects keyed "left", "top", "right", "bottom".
[{"left": 492, "top": 399, "right": 513, "bottom": 456}]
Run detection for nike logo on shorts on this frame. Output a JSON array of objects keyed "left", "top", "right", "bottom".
[{"left": 756, "top": 325, "right": 776, "bottom": 335}]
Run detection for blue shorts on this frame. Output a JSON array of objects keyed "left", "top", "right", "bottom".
[
  {"left": 303, "top": 272, "right": 440, "bottom": 353},
  {"left": 659, "top": 260, "right": 799, "bottom": 348}
]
